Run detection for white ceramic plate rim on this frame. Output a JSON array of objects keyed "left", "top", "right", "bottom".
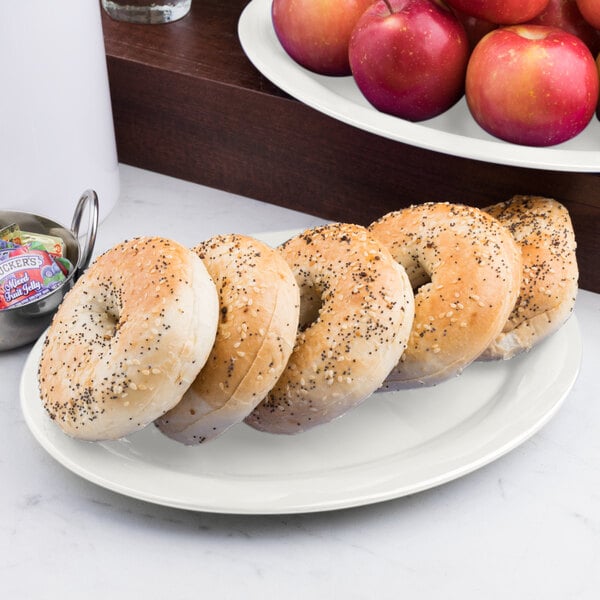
[
  {"left": 19, "top": 230, "right": 582, "bottom": 514},
  {"left": 237, "top": 0, "right": 600, "bottom": 172}
]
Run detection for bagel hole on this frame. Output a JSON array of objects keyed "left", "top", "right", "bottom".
[
  {"left": 298, "top": 288, "right": 322, "bottom": 332},
  {"left": 105, "top": 308, "right": 122, "bottom": 339},
  {"left": 405, "top": 259, "right": 431, "bottom": 292},
  {"left": 412, "top": 272, "right": 432, "bottom": 294},
  {"left": 404, "top": 263, "right": 432, "bottom": 294},
  {"left": 402, "top": 257, "right": 431, "bottom": 293},
  {"left": 95, "top": 297, "right": 122, "bottom": 340}
]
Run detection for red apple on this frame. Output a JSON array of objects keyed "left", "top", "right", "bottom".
[
  {"left": 271, "top": 0, "right": 375, "bottom": 76},
  {"left": 528, "top": 0, "right": 600, "bottom": 56},
  {"left": 444, "top": 0, "right": 550, "bottom": 24},
  {"left": 576, "top": 0, "right": 600, "bottom": 29},
  {"left": 465, "top": 25, "right": 599, "bottom": 146},
  {"left": 597, "top": 53, "right": 600, "bottom": 119},
  {"left": 348, "top": 0, "right": 469, "bottom": 121}
]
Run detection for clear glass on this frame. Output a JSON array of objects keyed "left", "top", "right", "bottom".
[{"left": 101, "top": 0, "right": 192, "bottom": 24}]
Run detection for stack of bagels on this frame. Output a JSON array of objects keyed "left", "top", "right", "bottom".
[{"left": 38, "top": 195, "right": 578, "bottom": 444}]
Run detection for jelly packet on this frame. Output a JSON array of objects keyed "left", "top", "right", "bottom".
[
  {"left": 0, "top": 223, "right": 66, "bottom": 257},
  {"left": 0, "top": 227, "right": 73, "bottom": 310}
]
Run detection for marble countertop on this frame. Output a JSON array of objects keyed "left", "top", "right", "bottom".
[{"left": 2, "top": 165, "right": 599, "bottom": 599}]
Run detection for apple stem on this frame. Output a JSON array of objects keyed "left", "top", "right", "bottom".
[{"left": 381, "top": 0, "right": 394, "bottom": 13}]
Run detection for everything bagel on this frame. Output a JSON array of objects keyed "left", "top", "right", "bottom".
[
  {"left": 156, "top": 233, "right": 300, "bottom": 444},
  {"left": 245, "top": 223, "right": 414, "bottom": 434},
  {"left": 481, "top": 195, "right": 578, "bottom": 360},
  {"left": 370, "top": 203, "right": 522, "bottom": 388},
  {"left": 38, "top": 237, "right": 219, "bottom": 441}
]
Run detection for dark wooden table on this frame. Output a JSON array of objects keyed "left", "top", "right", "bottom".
[{"left": 101, "top": 0, "right": 600, "bottom": 292}]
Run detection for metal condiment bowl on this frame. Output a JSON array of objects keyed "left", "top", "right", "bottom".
[{"left": 0, "top": 190, "right": 98, "bottom": 351}]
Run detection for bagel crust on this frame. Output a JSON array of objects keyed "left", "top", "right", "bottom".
[
  {"left": 245, "top": 223, "right": 414, "bottom": 435},
  {"left": 38, "top": 237, "right": 219, "bottom": 441},
  {"left": 156, "top": 234, "right": 300, "bottom": 444},
  {"left": 480, "top": 195, "right": 578, "bottom": 360},
  {"left": 370, "top": 203, "right": 522, "bottom": 388}
]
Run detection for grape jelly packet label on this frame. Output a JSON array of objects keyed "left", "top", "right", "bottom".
[{"left": 0, "top": 245, "right": 67, "bottom": 309}]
